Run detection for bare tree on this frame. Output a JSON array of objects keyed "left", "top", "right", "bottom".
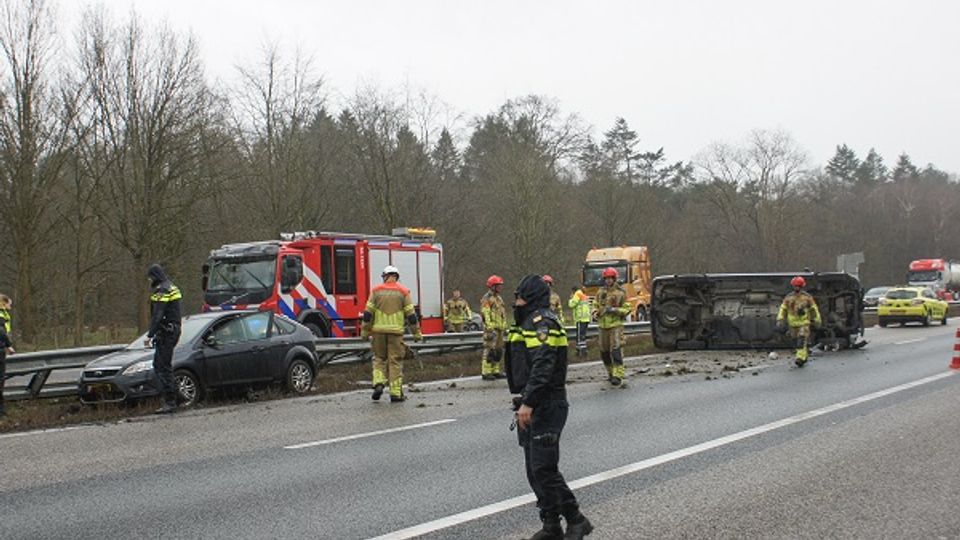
[
  {"left": 76, "top": 9, "right": 217, "bottom": 329},
  {"left": 230, "top": 43, "right": 330, "bottom": 236},
  {"left": 0, "top": 0, "right": 77, "bottom": 341}
]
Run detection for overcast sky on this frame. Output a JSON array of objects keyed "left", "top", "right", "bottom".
[{"left": 64, "top": 1, "right": 960, "bottom": 172}]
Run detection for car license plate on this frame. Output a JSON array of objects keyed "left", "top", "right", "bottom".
[
  {"left": 86, "top": 383, "right": 109, "bottom": 393},
  {"left": 890, "top": 309, "right": 905, "bottom": 314}
]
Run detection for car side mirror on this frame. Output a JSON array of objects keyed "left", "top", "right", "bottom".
[{"left": 203, "top": 335, "right": 221, "bottom": 349}]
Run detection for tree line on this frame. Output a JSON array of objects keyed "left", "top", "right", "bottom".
[{"left": 0, "top": 1, "right": 957, "bottom": 345}]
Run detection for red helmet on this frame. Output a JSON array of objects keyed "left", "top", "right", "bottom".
[
  {"left": 791, "top": 276, "right": 806, "bottom": 288},
  {"left": 486, "top": 275, "right": 504, "bottom": 288},
  {"left": 602, "top": 267, "right": 619, "bottom": 279},
  {"left": 542, "top": 275, "right": 554, "bottom": 284}
]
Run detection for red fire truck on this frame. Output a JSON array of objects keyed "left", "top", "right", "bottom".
[{"left": 202, "top": 228, "right": 444, "bottom": 336}]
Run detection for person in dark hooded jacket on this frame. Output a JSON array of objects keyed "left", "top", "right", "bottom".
[
  {"left": 506, "top": 274, "right": 593, "bottom": 540},
  {"left": 146, "top": 264, "right": 182, "bottom": 414}
]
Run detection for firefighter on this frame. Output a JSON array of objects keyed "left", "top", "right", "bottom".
[
  {"left": 481, "top": 275, "right": 508, "bottom": 380},
  {"left": 506, "top": 275, "right": 593, "bottom": 540},
  {"left": 543, "top": 275, "right": 565, "bottom": 326},
  {"left": 362, "top": 265, "right": 422, "bottom": 402},
  {"left": 0, "top": 294, "right": 14, "bottom": 417},
  {"left": 777, "top": 276, "right": 822, "bottom": 367},
  {"left": 568, "top": 285, "right": 591, "bottom": 358},
  {"left": 146, "top": 264, "right": 182, "bottom": 414},
  {"left": 443, "top": 289, "right": 472, "bottom": 333},
  {"left": 595, "top": 267, "right": 631, "bottom": 386}
]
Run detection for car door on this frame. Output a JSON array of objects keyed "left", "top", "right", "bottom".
[{"left": 202, "top": 313, "right": 271, "bottom": 386}]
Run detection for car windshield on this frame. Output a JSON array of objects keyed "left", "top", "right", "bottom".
[
  {"left": 908, "top": 270, "right": 939, "bottom": 282},
  {"left": 206, "top": 258, "right": 277, "bottom": 293},
  {"left": 127, "top": 317, "right": 212, "bottom": 350},
  {"left": 885, "top": 289, "right": 918, "bottom": 300},
  {"left": 865, "top": 287, "right": 890, "bottom": 297},
  {"left": 583, "top": 263, "right": 628, "bottom": 287}
]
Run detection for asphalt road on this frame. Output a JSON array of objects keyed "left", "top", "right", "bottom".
[{"left": 2, "top": 321, "right": 959, "bottom": 539}]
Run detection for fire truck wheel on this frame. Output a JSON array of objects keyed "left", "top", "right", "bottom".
[
  {"left": 286, "top": 358, "right": 315, "bottom": 395},
  {"left": 305, "top": 322, "right": 328, "bottom": 337}
]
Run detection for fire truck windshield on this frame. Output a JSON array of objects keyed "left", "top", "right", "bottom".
[
  {"left": 583, "top": 263, "right": 628, "bottom": 287},
  {"left": 908, "top": 270, "right": 939, "bottom": 283},
  {"left": 207, "top": 258, "right": 276, "bottom": 293}
]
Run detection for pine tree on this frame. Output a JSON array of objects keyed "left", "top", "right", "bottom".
[
  {"left": 854, "top": 148, "right": 887, "bottom": 186},
  {"left": 431, "top": 128, "right": 461, "bottom": 183},
  {"left": 825, "top": 144, "right": 860, "bottom": 184},
  {"left": 892, "top": 153, "right": 920, "bottom": 183}
]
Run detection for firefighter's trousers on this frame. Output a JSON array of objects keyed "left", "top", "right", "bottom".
[
  {"left": 482, "top": 329, "right": 505, "bottom": 375},
  {"left": 789, "top": 325, "right": 811, "bottom": 363},
  {"left": 372, "top": 333, "right": 406, "bottom": 398},
  {"left": 598, "top": 326, "right": 625, "bottom": 379}
]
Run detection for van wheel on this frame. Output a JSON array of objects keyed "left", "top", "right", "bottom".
[
  {"left": 174, "top": 369, "right": 203, "bottom": 407},
  {"left": 286, "top": 358, "right": 315, "bottom": 395}
]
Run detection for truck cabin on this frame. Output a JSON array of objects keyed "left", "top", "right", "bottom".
[{"left": 202, "top": 242, "right": 283, "bottom": 307}]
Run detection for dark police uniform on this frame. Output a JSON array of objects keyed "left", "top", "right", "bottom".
[
  {"left": 506, "top": 274, "right": 592, "bottom": 540},
  {"left": 0, "top": 307, "right": 11, "bottom": 416},
  {"left": 147, "top": 264, "right": 182, "bottom": 412}
]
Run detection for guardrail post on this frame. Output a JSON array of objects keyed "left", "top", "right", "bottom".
[{"left": 28, "top": 369, "right": 53, "bottom": 398}]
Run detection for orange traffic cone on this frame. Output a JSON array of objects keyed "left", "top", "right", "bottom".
[{"left": 951, "top": 328, "right": 960, "bottom": 370}]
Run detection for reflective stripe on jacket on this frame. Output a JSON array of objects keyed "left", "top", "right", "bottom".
[
  {"left": 481, "top": 291, "right": 507, "bottom": 330},
  {"left": 596, "top": 284, "right": 631, "bottom": 329},
  {"left": 364, "top": 282, "right": 419, "bottom": 335},
  {"left": 777, "top": 291, "right": 822, "bottom": 328},
  {"left": 568, "top": 290, "right": 591, "bottom": 323}
]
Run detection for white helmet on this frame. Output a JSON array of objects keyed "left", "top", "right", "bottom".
[{"left": 382, "top": 265, "right": 400, "bottom": 278}]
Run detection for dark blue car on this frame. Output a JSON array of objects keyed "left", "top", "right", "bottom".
[{"left": 79, "top": 311, "right": 318, "bottom": 406}]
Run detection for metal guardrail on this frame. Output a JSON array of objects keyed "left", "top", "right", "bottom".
[{"left": 4, "top": 322, "right": 651, "bottom": 401}]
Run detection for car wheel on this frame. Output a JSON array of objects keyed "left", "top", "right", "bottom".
[
  {"left": 286, "top": 358, "right": 314, "bottom": 395},
  {"left": 942, "top": 310, "right": 949, "bottom": 326},
  {"left": 878, "top": 317, "right": 887, "bottom": 328},
  {"left": 923, "top": 310, "right": 931, "bottom": 327},
  {"left": 174, "top": 369, "right": 203, "bottom": 407}
]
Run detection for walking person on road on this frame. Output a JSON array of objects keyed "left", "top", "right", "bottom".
[
  {"left": 361, "top": 265, "right": 423, "bottom": 402},
  {"left": 443, "top": 289, "right": 472, "bottom": 332},
  {"left": 594, "top": 268, "right": 631, "bottom": 386},
  {"left": 777, "top": 276, "right": 822, "bottom": 367},
  {"left": 481, "top": 275, "right": 508, "bottom": 380},
  {"left": 146, "top": 264, "right": 182, "bottom": 414},
  {"left": 506, "top": 275, "right": 593, "bottom": 540},
  {"left": 568, "top": 285, "right": 591, "bottom": 358},
  {"left": 0, "top": 294, "right": 15, "bottom": 417}
]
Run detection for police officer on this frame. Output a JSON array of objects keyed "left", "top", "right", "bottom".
[
  {"left": 0, "top": 294, "right": 14, "bottom": 417},
  {"left": 361, "top": 265, "right": 422, "bottom": 402},
  {"left": 481, "top": 275, "right": 508, "bottom": 380},
  {"left": 543, "top": 275, "right": 565, "bottom": 326},
  {"left": 777, "top": 276, "right": 822, "bottom": 367},
  {"left": 507, "top": 275, "right": 592, "bottom": 540},
  {"left": 567, "top": 285, "right": 591, "bottom": 358},
  {"left": 443, "top": 289, "right": 472, "bottom": 332},
  {"left": 146, "top": 264, "right": 182, "bottom": 414},
  {"left": 595, "top": 267, "right": 631, "bottom": 386}
]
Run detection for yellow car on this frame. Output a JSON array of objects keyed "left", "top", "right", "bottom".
[{"left": 877, "top": 287, "right": 948, "bottom": 327}]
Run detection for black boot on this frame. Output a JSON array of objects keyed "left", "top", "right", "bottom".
[
  {"left": 372, "top": 383, "right": 384, "bottom": 401},
  {"left": 564, "top": 515, "right": 593, "bottom": 539},
  {"left": 524, "top": 516, "right": 563, "bottom": 540}
]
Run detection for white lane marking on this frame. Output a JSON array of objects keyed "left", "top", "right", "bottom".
[
  {"left": 284, "top": 419, "right": 456, "bottom": 450},
  {"left": 0, "top": 425, "right": 90, "bottom": 440},
  {"left": 367, "top": 370, "right": 956, "bottom": 540},
  {"left": 894, "top": 338, "right": 924, "bottom": 345}
]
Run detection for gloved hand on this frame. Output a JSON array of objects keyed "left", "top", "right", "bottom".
[
  {"left": 776, "top": 320, "right": 787, "bottom": 334},
  {"left": 484, "top": 330, "right": 494, "bottom": 341},
  {"left": 413, "top": 331, "right": 424, "bottom": 342}
]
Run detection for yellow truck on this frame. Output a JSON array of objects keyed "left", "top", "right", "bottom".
[{"left": 582, "top": 246, "right": 652, "bottom": 320}]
